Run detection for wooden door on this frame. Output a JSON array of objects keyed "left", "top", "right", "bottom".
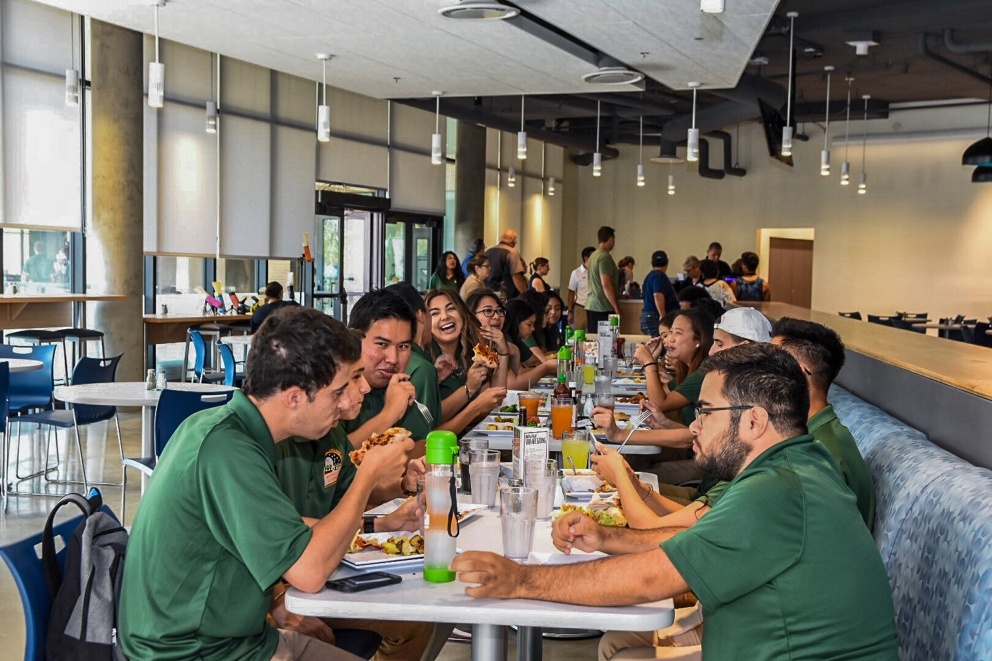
[{"left": 767, "top": 238, "right": 813, "bottom": 308}]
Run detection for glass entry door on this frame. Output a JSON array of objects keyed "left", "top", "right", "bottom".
[
  {"left": 385, "top": 213, "right": 441, "bottom": 292},
  {"left": 314, "top": 208, "right": 373, "bottom": 321}
]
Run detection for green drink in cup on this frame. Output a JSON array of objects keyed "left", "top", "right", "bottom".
[{"left": 560, "top": 430, "right": 590, "bottom": 471}]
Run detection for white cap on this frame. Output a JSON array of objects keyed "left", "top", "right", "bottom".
[{"left": 713, "top": 308, "right": 772, "bottom": 343}]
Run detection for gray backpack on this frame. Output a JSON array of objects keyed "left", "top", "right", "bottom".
[{"left": 42, "top": 490, "right": 128, "bottom": 661}]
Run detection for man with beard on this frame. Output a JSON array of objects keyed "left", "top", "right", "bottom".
[{"left": 452, "top": 344, "right": 898, "bottom": 661}]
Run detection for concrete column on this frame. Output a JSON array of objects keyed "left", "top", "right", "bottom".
[
  {"left": 453, "top": 121, "right": 486, "bottom": 257},
  {"left": 89, "top": 21, "right": 144, "bottom": 380}
]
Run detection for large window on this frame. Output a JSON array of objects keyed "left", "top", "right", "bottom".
[{"left": 2, "top": 228, "right": 73, "bottom": 293}]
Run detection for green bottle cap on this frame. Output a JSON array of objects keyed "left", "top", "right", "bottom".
[
  {"left": 574, "top": 330, "right": 586, "bottom": 342},
  {"left": 557, "top": 345, "right": 572, "bottom": 360},
  {"left": 425, "top": 430, "right": 458, "bottom": 465}
]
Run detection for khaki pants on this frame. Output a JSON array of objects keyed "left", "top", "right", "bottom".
[
  {"left": 598, "top": 604, "right": 703, "bottom": 661},
  {"left": 272, "top": 629, "right": 364, "bottom": 661}
]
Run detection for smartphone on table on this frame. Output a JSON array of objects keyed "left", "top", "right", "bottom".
[{"left": 326, "top": 571, "right": 402, "bottom": 593}]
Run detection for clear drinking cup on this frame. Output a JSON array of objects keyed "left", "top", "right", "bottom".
[
  {"left": 560, "top": 430, "right": 590, "bottom": 471},
  {"left": 518, "top": 392, "right": 543, "bottom": 421},
  {"left": 469, "top": 449, "right": 501, "bottom": 508},
  {"left": 458, "top": 438, "right": 489, "bottom": 494},
  {"left": 500, "top": 486, "right": 538, "bottom": 562},
  {"left": 603, "top": 356, "right": 619, "bottom": 380},
  {"left": 524, "top": 458, "right": 558, "bottom": 520}
]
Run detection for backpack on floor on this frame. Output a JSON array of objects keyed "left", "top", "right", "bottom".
[{"left": 42, "top": 489, "right": 129, "bottom": 661}]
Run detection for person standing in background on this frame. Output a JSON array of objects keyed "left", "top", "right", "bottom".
[
  {"left": 705, "top": 241, "right": 733, "bottom": 280},
  {"left": 640, "top": 250, "right": 678, "bottom": 336},
  {"left": 617, "top": 256, "right": 636, "bottom": 298},
  {"left": 732, "top": 251, "right": 771, "bottom": 301},
  {"left": 427, "top": 251, "right": 465, "bottom": 292},
  {"left": 567, "top": 246, "right": 595, "bottom": 330},
  {"left": 22, "top": 241, "right": 51, "bottom": 283},
  {"left": 675, "top": 255, "right": 702, "bottom": 293},
  {"left": 528, "top": 257, "right": 551, "bottom": 293},
  {"left": 461, "top": 238, "right": 485, "bottom": 276},
  {"left": 585, "top": 226, "right": 620, "bottom": 333},
  {"left": 484, "top": 229, "right": 527, "bottom": 301}
]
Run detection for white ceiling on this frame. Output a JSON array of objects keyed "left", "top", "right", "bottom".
[{"left": 35, "top": 0, "right": 778, "bottom": 99}]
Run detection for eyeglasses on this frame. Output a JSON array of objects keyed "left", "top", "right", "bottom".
[
  {"left": 477, "top": 308, "right": 506, "bottom": 318},
  {"left": 694, "top": 405, "right": 755, "bottom": 419}
]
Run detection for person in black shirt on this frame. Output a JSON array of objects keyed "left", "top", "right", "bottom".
[
  {"left": 705, "top": 242, "right": 733, "bottom": 280},
  {"left": 250, "top": 281, "right": 298, "bottom": 333}
]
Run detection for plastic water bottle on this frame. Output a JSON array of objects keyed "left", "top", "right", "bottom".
[{"left": 423, "top": 431, "right": 460, "bottom": 583}]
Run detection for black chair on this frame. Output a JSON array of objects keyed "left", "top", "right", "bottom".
[
  {"left": 973, "top": 322, "right": 992, "bottom": 348},
  {"left": 867, "top": 315, "right": 895, "bottom": 327},
  {"left": 334, "top": 629, "right": 384, "bottom": 660},
  {"left": 5, "top": 329, "right": 69, "bottom": 385},
  {"left": 16, "top": 355, "right": 123, "bottom": 493},
  {"left": 838, "top": 311, "right": 862, "bottom": 320}
]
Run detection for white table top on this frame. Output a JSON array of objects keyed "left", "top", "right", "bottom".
[
  {"left": 476, "top": 433, "right": 662, "bottom": 456},
  {"left": 287, "top": 510, "right": 673, "bottom": 632},
  {"left": 220, "top": 335, "right": 253, "bottom": 346},
  {"left": 54, "top": 382, "right": 235, "bottom": 407},
  {"left": 0, "top": 358, "right": 43, "bottom": 373}
]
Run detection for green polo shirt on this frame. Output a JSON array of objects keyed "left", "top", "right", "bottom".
[
  {"left": 662, "top": 435, "right": 898, "bottom": 661},
  {"left": 344, "top": 345, "right": 439, "bottom": 441},
  {"left": 275, "top": 426, "right": 357, "bottom": 518},
  {"left": 120, "top": 391, "right": 312, "bottom": 661},
  {"left": 673, "top": 370, "right": 703, "bottom": 426},
  {"left": 585, "top": 249, "right": 618, "bottom": 313},
  {"left": 808, "top": 404, "right": 876, "bottom": 531}
]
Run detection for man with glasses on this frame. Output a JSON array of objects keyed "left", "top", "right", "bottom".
[{"left": 454, "top": 344, "right": 899, "bottom": 661}]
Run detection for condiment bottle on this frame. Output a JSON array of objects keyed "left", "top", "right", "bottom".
[
  {"left": 556, "top": 345, "right": 572, "bottom": 379},
  {"left": 423, "top": 430, "right": 460, "bottom": 583},
  {"left": 155, "top": 370, "right": 167, "bottom": 390},
  {"left": 145, "top": 369, "right": 156, "bottom": 391}
]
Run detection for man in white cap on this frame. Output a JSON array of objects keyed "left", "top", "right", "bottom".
[{"left": 710, "top": 306, "right": 773, "bottom": 352}]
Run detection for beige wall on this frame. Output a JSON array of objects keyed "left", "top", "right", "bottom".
[{"left": 571, "top": 105, "right": 992, "bottom": 320}]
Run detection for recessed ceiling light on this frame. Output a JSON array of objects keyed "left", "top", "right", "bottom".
[
  {"left": 438, "top": 1, "right": 520, "bottom": 20},
  {"left": 581, "top": 66, "right": 644, "bottom": 85}
]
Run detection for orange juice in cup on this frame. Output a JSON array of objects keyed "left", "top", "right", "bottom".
[
  {"left": 518, "top": 392, "right": 542, "bottom": 420},
  {"left": 550, "top": 398, "right": 574, "bottom": 438}
]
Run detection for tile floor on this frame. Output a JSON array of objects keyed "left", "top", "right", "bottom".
[{"left": 0, "top": 412, "right": 602, "bottom": 661}]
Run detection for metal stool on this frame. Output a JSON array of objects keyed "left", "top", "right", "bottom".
[
  {"left": 60, "top": 328, "right": 106, "bottom": 370},
  {"left": 5, "top": 329, "right": 69, "bottom": 385}
]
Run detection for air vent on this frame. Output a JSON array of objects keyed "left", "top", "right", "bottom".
[
  {"left": 438, "top": 1, "right": 520, "bottom": 20},
  {"left": 581, "top": 66, "right": 644, "bottom": 85}
]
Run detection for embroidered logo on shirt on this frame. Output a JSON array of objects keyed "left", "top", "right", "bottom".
[{"left": 323, "top": 449, "right": 343, "bottom": 488}]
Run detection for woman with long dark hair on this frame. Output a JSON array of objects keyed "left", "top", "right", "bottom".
[
  {"left": 468, "top": 290, "right": 556, "bottom": 390},
  {"left": 528, "top": 257, "right": 550, "bottom": 293},
  {"left": 428, "top": 251, "right": 465, "bottom": 292}
]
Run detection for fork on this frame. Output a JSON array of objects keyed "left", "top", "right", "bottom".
[
  {"left": 614, "top": 410, "right": 652, "bottom": 453},
  {"left": 413, "top": 399, "right": 434, "bottom": 426}
]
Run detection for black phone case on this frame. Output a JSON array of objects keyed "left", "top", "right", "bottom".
[{"left": 326, "top": 571, "right": 402, "bottom": 593}]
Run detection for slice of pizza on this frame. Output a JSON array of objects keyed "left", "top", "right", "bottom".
[
  {"left": 472, "top": 342, "right": 500, "bottom": 369},
  {"left": 349, "top": 427, "right": 412, "bottom": 466}
]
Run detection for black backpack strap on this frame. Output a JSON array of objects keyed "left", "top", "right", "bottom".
[{"left": 42, "top": 492, "right": 95, "bottom": 598}]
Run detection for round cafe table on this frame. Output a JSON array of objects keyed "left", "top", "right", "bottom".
[
  {"left": 0, "top": 358, "right": 43, "bottom": 373},
  {"left": 53, "top": 381, "right": 236, "bottom": 488}
]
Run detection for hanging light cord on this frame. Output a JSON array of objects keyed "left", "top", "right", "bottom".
[
  {"left": 521, "top": 95, "right": 525, "bottom": 132},
  {"left": 785, "top": 13, "right": 795, "bottom": 128},
  {"left": 639, "top": 116, "right": 643, "bottom": 163},
  {"left": 861, "top": 96, "right": 868, "bottom": 170},
  {"left": 734, "top": 122, "right": 741, "bottom": 168},
  {"left": 154, "top": 4, "right": 160, "bottom": 63},
  {"left": 691, "top": 86, "right": 697, "bottom": 129},
  {"left": 843, "top": 79, "right": 852, "bottom": 162},
  {"left": 69, "top": 13, "right": 74, "bottom": 69},
  {"left": 435, "top": 95, "right": 440, "bottom": 133},
  {"left": 823, "top": 71, "right": 831, "bottom": 150},
  {"left": 322, "top": 59, "right": 328, "bottom": 106},
  {"left": 595, "top": 100, "right": 601, "bottom": 151}
]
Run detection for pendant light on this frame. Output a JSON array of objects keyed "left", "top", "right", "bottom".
[
  {"left": 820, "top": 65, "right": 833, "bottom": 176},
  {"left": 668, "top": 171, "right": 676, "bottom": 196},
  {"left": 316, "top": 54, "right": 332, "bottom": 142},
  {"left": 548, "top": 176, "right": 556, "bottom": 196},
  {"left": 593, "top": 100, "right": 602, "bottom": 176},
  {"left": 205, "top": 53, "right": 218, "bottom": 133},
  {"left": 508, "top": 165, "right": 516, "bottom": 187},
  {"left": 841, "top": 77, "right": 853, "bottom": 185},
  {"left": 637, "top": 116, "right": 646, "bottom": 186},
  {"left": 963, "top": 62, "right": 992, "bottom": 168},
  {"left": 687, "top": 82, "right": 701, "bottom": 162},
  {"left": 65, "top": 13, "right": 79, "bottom": 107},
  {"left": 148, "top": 1, "right": 165, "bottom": 108},
  {"left": 431, "top": 91, "right": 444, "bottom": 164},
  {"left": 700, "top": 0, "right": 725, "bottom": 14},
  {"left": 858, "top": 94, "right": 869, "bottom": 194},
  {"left": 781, "top": 11, "right": 798, "bottom": 157},
  {"left": 517, "top": 95, "right": 527, "bottom": 160}
]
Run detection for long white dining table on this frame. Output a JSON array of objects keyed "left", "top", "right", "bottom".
[{"left": 286, "top": 510, "right": 674, "bottom": 661}]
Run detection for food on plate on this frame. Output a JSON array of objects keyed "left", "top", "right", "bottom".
[
  {"left": 473, "top": 342, "right": 500, "bottom": 369},
  {"left": 616, "top": 393, "right": 646, "bottom": 404},
  {"left": 500, "top": 404, "right": 519, "bottom": 413},
  {"left": 614, "top": 412, "right": 631, "bottom": 422},
  {"left": 349, "top": 427, "right": 412, "bottom": 466},
  {"left": 558, "top": 502, "right": 627, "bottom": 527},
  {"left": 348, "top": 533, "right": 425, "bottom": 555},
  {"left": 526, "top": 415, "right": 541, "bottom": 427},
  {"left": 596, "top": 483, "right": 618, "bottom": 493},
  {"left": 492, "top": 415, "right": 516, "bottom": 423},
  {"left": 484, "top": 423, "right": 515, "bottom": 431}
]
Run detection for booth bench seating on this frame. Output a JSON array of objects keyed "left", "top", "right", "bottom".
[{"left": 830, "top": 385, "right": 992, "bottom": 661}]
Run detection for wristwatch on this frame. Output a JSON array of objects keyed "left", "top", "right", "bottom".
[{"left": 362, "top": 514, "right": 377, "bottom": 534}]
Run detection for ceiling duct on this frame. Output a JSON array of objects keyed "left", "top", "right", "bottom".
[
  {"left": 708, "top": 131, "right": 747, "bottom": 177},
  {"left": 438, "top": 1, "right": 520, "bottom": 20},
  {"left": 943, "top": 28, "right": 992, "bottom": 54},
  {"left": 660, "top": 74, "right": 787, "bottom": 142},
  {"left": 650, "top": 138, "right": 685, "bottom": 163},
  {"left": 697, "top": 138, "right": 725, "bottom": 179},
  {"left": 582, "top": 66, "right": 645, "bottom": 86}
]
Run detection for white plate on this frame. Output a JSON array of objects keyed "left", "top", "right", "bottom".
[{"left": 342, "top": 532, "right": 424, "bottom": 570}]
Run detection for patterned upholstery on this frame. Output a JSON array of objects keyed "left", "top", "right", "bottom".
[{"left": 830, "top": 384, "right": 992, "bottom": 661}]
